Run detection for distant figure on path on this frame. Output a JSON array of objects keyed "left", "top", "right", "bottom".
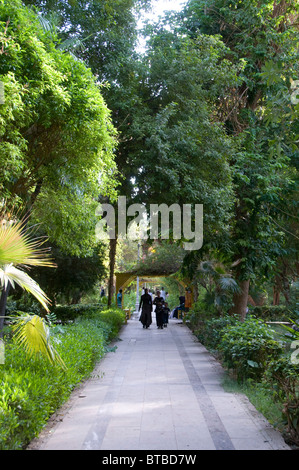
[
  {"left": 162, "top": 302, "right": 170, "bottom": 327},
  {"left": 117, "top": 289, "right": 122, "bottom": 308},
  {"left": 172, "top": 294, "right": 185, "bottom": 318},
  {"left": 139, "top": 288, "right": 153, "bottom": 329},
  {"left": 153, "top": 291, "right": 165, "bottom": 329}
]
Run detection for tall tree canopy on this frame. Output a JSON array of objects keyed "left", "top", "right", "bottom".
[
  {"left": 179, "top": 0, "right": 299, "bottom": 316},
  {"left": 0, "top": 0, "right": 118, "bottom": 255},
  {"left": 21, "top": 0, "right": 153, "bottom": 303},
  {"left": 1, "top": 0, "right": 298, "bottom": 315}
]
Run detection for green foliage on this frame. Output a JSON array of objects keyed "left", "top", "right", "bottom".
[
  {"left": 0, "top": 306, "right": 125, "bottom": 450},
  {"left": 132, "top": 31, "right": 237, "bottom": 227},
  {"left": 96, "top": 308, "right": 126, "bottom": 341},
  {"left": 194, "top": 314, "right": 239, "bottom": 351},
  {"left": 189, "top": 308, "right": 299, "bottom": 444},
  {"left": 29, "top": 240, "right": 107, "bottom": 305},
  {"left": 50, "top": 304, "right": 125, "bottom": 341},
  {"left": 185, "top": 299, "right": 216, "bottom": 328},
  {"left": 249, "top": 305, "right": 298, "bottom": 322},
  {"left": 135, "top": 241, "right": 186, "bottom": 275},
  {"left": 188, "top": 293, "right": 298, "bottom": 443},
  {"left": 219, "top": 317, "right": 282, "bottom": 382},
  {"left": 52, "top": 303, "right": 103, "bottom": 323},
  {"left": 195, "top": 260, "right": 241, "bottom": 314},
  {"left": 0, "top": 0, "right": 117, "bottom": 255},
  {"left": 0, "top": 219, "right": 55, "bottom": 325},
  {"left": 180, "top": 0, "right": 299, "bottom": 310},
  {"left": 12, "top": 314, "right": 66, "bottom": 368},
  {"left": 265, "top": 356, "right": 299, "bottom": 446},
  {"left": 25, "top": 0, "right": 151, "bottom": 213},
  {"left": 6, "top": 294, "right": 41, "bottom": 317}
]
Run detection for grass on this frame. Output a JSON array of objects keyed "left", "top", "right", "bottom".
[{"left": 222, "top": 374, "right": 287, "bottom": 435}]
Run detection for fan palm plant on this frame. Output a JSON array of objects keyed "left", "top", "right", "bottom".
[
  {"left": 0, "top": 219, "right": 54, "bottom": 268},
  {"left": 197, "top": 260, "right": 241, "bottom": 314},
  {"left": 12, "top": 313, "right": 66, "bottom": 368},
  {"left": 0, "top": 218, "right": 65, "bottom": 367},
  {"left": 0, "top": 219, "right": 54, "bottom": 315}
]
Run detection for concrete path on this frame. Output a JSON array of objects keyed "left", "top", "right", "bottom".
[{"left": 29, "top": 316, "right": 290, "bottom": 451}]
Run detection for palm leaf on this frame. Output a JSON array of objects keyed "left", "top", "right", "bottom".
[
  {"left": 0, "top": 264, "right": 51, "bottom": 311},
  {"left": 0, "top": 220, "right": 55, "bottom": 267},
  {"left": 218, "top": 276, "right": 241, "bottom": 294},
  {"left": 12, "top": 314, "right": 66, "bottom": 369},
  {"left": 199, "top": 261, "right": 216, "bottom": 275}
]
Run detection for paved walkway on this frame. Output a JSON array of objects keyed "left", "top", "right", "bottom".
[{"left": 29, "top": 316, "right": 290, "bottom": 451}]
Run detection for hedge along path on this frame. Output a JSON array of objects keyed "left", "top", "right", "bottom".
[{"left": 29, "top": 316, "right": 290, "bottom": 451}]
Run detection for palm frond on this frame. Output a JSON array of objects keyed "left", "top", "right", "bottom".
[
  {"left": 37, "top": 11, "right": 60, "bottom": 34},
  {"left": 218, "top": 276, "right": 241, "bottom": 294},
  {"left": 199, "top": 261, "right": 215, "bottom": 274},
  {"left": 0, "top": 264, "right": 51, "bottom": 311},
  {"left": 0, "top": 220, "right": 55, "bottom": 267},
  {"left": 12, "top": 314, "right": 66, "bottom": 369},
  {"left": 57, "top": 33, "right": 94, "bottom": 52}
]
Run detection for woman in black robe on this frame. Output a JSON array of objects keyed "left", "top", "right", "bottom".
[
  {"left": 139, "top": 288, "right": 152, "bottom": 328},
  {"left": 153, "top": 290, "right": 165, "bottom": 329}
]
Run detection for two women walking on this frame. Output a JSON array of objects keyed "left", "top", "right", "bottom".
[{"left": 139, "top": 288, "right": 169, "bottom": 329}]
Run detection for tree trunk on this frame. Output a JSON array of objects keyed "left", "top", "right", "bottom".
[
  {"left": 193, "top": 283, "right": 199, "bottom": 303},
  {"left": 231, "top": 279, "right": 250, "bottom": 321},
  {"left": 0, "top": 284, "right": 10, "bottom": 334},
  {"left": 273, "top": 268, "right": 290, "bottom": 305},
  {"left": 273, "top": 286, "right": 280, "bottom": 305},
  {"left": 273, "top": 273, "right": 282, "bottom": 305},
  {"left": 108, "top": 236, "right": 117, "bottom": 307},
  {"left": 282, "top": 268, "right": 291, "bottom": 304}
]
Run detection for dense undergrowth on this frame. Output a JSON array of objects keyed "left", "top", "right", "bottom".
[
  {"left": 186, "top": 305, "right": 299, "bottom": 448},
  {"left": 0, "top": 305, "right": 125, "bottom": 450}
]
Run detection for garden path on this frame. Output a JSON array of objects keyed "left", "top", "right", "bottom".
[{"left": 29, "top": 316, "right": 290, "bottom": 451}]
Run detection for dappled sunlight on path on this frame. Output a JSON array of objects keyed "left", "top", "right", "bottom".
[{"left": 29, "top": 317, "right": 290, "bottom": 451}]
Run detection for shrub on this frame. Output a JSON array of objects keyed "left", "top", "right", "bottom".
[
  {"left": 265, "top": 356, "right": 299, "bottom": 446},
  {"left": 219, "top": 316, "right": 283, "bottom": 382},
  {"left": 248, "top": 305, "right": 297, "bottom": 322},
  {"left": 0, "top": 306, "right": 125, "bottom": 450},
  {"left": 185, "top": 298, "right": 217, "bottom": 330},
  {"left": 194, "top": 315, "right": 239, "bottom": 350},
  {"left": 97, "top": 308, "right": 126, "bottom": 341},
  {"left": 0, "top": 343, "right": 75, "bottom": 450},
  {"left": 53, "top": 303, "right": 103, "bottom": 323}
]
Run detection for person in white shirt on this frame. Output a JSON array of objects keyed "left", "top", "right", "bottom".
[{"left": 161, "top": 287, "right": 166, "bottom": 301}]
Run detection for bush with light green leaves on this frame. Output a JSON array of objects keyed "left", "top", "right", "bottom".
[
  {"left": 219, "top": 316, "right": 283, "bottom": 382},
  {"left": 0, "top": 307, "right": 125, "bottom": 450}
]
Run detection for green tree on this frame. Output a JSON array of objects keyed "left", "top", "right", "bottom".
[
  {"left": 180, "top": 0, "right": 299, "bottom": 318},
  {"left": 0, "top": 0, "right": 117, "bottom": 256},
  {"left": 29, "top": 240, "right": 107, "bottom": 305},
  {"left": 23, "top": 0, "right": 153, "bottom": 305}
]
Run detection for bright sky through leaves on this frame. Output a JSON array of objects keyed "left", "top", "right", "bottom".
[{"left": 137, "top": 0, "right": 187, "bottom": 51}]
